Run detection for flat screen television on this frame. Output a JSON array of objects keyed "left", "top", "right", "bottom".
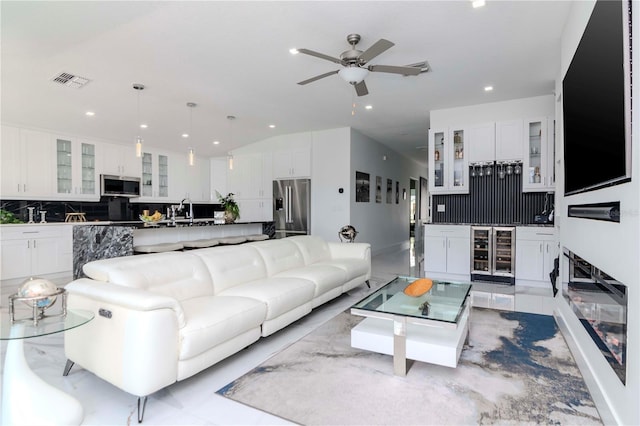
[{"left": 562, "top": 0, "right": 632, "bottom": 196}]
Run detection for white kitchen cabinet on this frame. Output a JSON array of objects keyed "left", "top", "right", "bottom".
[
  {"left": 179, "top": 156, "right": 211, "bottom": 203},
  {"left": 515, "top": 226, "right": 557, "bottom": 287},
  {"left": 522, "top": 118, "right": 554, "bottom": 192},
  {"left": 101, "top": 142, "right": 141, "bottom": 177},
  {"left": 273, "top": 149, "right": 310, "bottom": 178},
  {"left": 228, "top": 153, "right": 273, "bottom": 220},
  {"left": 269, "top": 131, "right": 311, "bottom": 179},
  {"left": 54, "top": 137, "right": 99, "bottom": 200},
  {"left": 236, "top": 199, "right": 273, "bottom": 222},
  {"left": 137, "top": 150, "right": 171, "bottom": 202},
  {"left": 424, "top": 225, "right": 471, "bottom": 280},
  {"left": 466, "top": 122, "right": 495, "bottom": 163},
  {"left": 428, "top": 127, "right": 468, "bottom": 194},
  {"left": 495, "top": 119, "right": 524, "bottom": 162},
  {"left": 210, "top": 157, "right": 228, "bottom": 200},
  {"left": 1, "top": 126, "right": 54, "bottom": 199},
  {"left": 0, "top": 225, "right": 72, "bottom": 282}
]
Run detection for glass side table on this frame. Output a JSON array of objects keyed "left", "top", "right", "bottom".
[{"left": 1, "top": 309, "right": 94, "bottom": 426}]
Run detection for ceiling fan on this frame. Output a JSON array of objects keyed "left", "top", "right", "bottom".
[{"left": 296, "top": 33, "right": 428, "bottom": 96}]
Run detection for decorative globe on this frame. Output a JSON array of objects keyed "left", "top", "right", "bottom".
[
  {"left": 17, "top": 277, "right": 58, "bottom": 309},
  {"left": 339, "top": 225, "right": 358, "bottom": 243}
]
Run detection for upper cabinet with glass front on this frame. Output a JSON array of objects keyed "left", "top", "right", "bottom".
[
  {"left": 55, "top": 138, "right": 99, "bottom": 200},
  {"left": 428, "top": 127, "right": 469, "bottom": 194},
  {"left": 136, "top": 150, "right": 170, "bottom": 202},
  {"left": 522, "top": 118, "right": 554, "bottom": 192}
]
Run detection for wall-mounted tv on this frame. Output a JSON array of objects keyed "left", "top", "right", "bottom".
[{"left": 562, "top": 0, "right": 632, "bottom": 196}]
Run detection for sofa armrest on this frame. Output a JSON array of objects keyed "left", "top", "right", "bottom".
[
  {"left": 63, "top": 278, "right": 183, "bottom": 397},
  {"left": 327, "top": 242, "right": 371, "bottom": 261},
  {"left": 65, "top": 278, "right": 185, "bottom": 326}
]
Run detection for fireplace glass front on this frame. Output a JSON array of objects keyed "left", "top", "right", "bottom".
[{"left": 562, "top": 248, "right": 627, "bottom": 384}]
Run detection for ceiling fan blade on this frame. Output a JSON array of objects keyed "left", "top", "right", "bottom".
[
  {"left": 354, "top": 80, "right": 369, "bottom": 97},
  {"left": 297, "top": 70, "right": 339, "bottom": 85},
  {"left": 358, "top": 39, "right": 394, "bottom": 63},
  {"left": 368, "top": 64, "right": 422, "bottom": 76},
  {"left": 297, "top": 48, "right": 344, "bottom": 65}
]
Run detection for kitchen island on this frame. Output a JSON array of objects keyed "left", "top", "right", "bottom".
[{"left": 73, "top": 220, "right": 274, "bottom": 279}]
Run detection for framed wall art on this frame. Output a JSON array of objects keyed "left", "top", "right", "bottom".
[{"left": 356, "top": 171, "right": 370, "bottom": 202}]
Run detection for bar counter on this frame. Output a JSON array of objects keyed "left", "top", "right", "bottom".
[{"left": 73, "top": 220, "right": 275, "bottom": 279}]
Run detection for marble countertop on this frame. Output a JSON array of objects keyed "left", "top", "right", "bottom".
[
  {"left": 82, "top": 218, "right": 269, "bottom": 229},
  {"left": 1, "top": 218, "right": 270, "bottom": 228}
]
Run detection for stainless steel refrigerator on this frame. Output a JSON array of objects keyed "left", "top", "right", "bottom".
[{"left": 273, "top": 179, "right": 310, "bottom": 238}]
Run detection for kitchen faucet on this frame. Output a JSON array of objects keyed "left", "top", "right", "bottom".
[{"left": 179, "top": 198, "right": 194, "bottom": 224}]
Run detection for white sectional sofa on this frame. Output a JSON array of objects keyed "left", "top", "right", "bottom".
[{"left": 63, "top": 235, "right": 371, "bottom": 422}]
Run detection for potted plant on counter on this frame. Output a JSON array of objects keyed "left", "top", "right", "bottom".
[{"left": 217, "top": 192, "right": 240, "bottom": 223}]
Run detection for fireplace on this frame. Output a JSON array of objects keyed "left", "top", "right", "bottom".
[{"left": 562, "top": 248, "right": 627, "bottom": 384}]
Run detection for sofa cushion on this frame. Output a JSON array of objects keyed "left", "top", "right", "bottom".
[
  {"left": 275, "top": 265, "right": 347, "bottom": 298},
  {"left": 82, "top": 252, "right": 214, "bottom": 302},
  {"left": 286, "top": 235, "right": 332, "bottom": 265},
  {"left": 218, "top": 277, "right": 315, "bottom": 321},
  {"left": 246, "top": 239, "right": 306, "bottom": 276},
  {"left": 179, "top": 295, "right": 266, "bottom": 360},
  {"left": 319, "top": 258, "right": 370, "bottom": 281},
  {"left": 189, "top": 245, "right": 268, "bottom": 294}
]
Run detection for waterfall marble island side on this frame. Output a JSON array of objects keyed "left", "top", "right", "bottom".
[{"left": 72, "top": 221, "right": 274, "bottom": 279}]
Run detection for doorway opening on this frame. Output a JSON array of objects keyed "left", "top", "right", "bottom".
[{"left": 409, "top": 178, "right": 418, "bottom": 238}]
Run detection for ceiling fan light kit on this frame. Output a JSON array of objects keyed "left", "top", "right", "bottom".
[
  {"left": 296, "top": 33, "right": 427, "bottom": 96},
  {"left": 338, "top": 67, "right": 369, "bottom": 84}
]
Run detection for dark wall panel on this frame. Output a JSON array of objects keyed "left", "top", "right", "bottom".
[{"left": 432, "top": 164, "right": 552, "bottom": 225}]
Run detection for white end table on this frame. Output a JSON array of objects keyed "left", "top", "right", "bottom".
[{"left": 1, "top": 309, "right": 94, "bottom": 426}]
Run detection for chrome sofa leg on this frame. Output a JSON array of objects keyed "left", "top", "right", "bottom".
[
  {"left": 138, "top": 396, "right": 148, "bottom": 423},
  {"left": 63, "top": 359, "right": 75, "bottom": 376},
  {"left": 365, "top": 280, "right": 370, "bottom": 288}
]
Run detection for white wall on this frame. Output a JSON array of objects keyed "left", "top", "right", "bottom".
[
  {"left": 430, "top": 95, "right": 554, "bottom": 127},
  {"left": 555, "top": 2, "right": 640, "bottom": 424},
  {"left": 350, "top": 129, "right": 424, "bottom": 255},
  {"left": 237, "top": 126, "right": 425, "bottom": 253},
  {"left": 310, "top": 127, "right": 351, "bottom": 242}
]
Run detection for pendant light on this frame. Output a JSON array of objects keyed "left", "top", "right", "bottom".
[
  {"left": 185, "top": 102, "right": 196, "bottom": 166},
  {"left": 227, "top": 115, "right": 236, "bottom": 170},
  {"left": 133, "top": 83, "right": 145, "bottom": 157}
]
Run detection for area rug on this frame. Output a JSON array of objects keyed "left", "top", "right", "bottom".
[{"left": 217, "top": 308, "right": 602, "bottom": 425}]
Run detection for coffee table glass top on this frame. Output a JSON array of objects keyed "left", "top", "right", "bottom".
[
  {"left": 1, "top": 309, "right": 94, "bottom": 340},
  {"left": 352, "top": 276, "right": 472, "bottom": 324}
]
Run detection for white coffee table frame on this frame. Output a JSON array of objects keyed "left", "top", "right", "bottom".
[{"left": 351, "top": 277, "right": 471, "bottom": 376}]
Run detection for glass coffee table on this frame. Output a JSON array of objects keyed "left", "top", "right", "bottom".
[{"left": 351, "top": 276, "right": 471, "bottom": 376}]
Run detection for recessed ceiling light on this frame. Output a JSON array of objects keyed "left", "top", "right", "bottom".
[
  {"left": 85, "top": 111, "right": 95, "bottom": 116},
  {"left": 484, "top": 86, "right": 494, "bottom": 92},
  {"left": 365, "top": 105, "right": 373, "bottom": 110},
  {"left": 140, "top": 124, "right": 148, "bottom": 129},
  {"left": 212, "top": 140, "right": 220, "bottom": 145},
  {"left": 289, "top": 48, "right": 299, "bottom": 55},
  {"left": 269, "top": 124, "right": 276, "bottom": 128},
  {"left": 472, "top": 0, "right": 486, "bottom": 8},
  {"left": 182, "top": 133, "right": 189, "bottom": 138}
]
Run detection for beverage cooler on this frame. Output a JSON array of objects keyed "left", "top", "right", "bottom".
[{"left": 471, "top": 226, "right": 516, "bottom": 284}]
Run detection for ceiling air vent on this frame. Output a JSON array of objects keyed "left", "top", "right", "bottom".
[{"left": 51, "top": 72, "right": 91, "bottom": 89}]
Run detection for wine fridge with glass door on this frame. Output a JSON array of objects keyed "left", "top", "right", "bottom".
[{"left": 471, "top": 226, "right": 516, "bottom": 284}]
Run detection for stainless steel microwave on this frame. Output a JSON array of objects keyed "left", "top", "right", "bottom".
[{"left": 100, "top": 174, "right": 141, "bottom": 197}]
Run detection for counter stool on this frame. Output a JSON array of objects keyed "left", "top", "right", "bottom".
[
  {"left": 217, "top": 236, "right": 247, "bottom": 245},
  {"left": 133, "top": 242, "right": 184, "bottom": 254},
  {"left": 246, "top": 234, "right": 270, "bottom": 241},
  {"left": 182, "top": 238, "right": 220, "bottom": 250}
]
